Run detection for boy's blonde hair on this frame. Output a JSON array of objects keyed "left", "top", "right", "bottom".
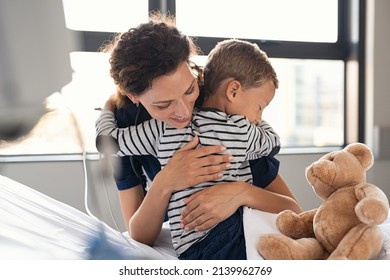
[{"left": 200, "top": 39, "right": 278, "bottom": 105}]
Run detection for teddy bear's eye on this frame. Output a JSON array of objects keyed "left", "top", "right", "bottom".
[{"left": 327, "top": 153, "right": 335, "bottom": 161}]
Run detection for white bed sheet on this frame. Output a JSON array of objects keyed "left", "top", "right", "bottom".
[
  {"left": 1, "top": 174, "right": 389, "bottom": 260},
  {"left": 0, "top": 175, "right": 177, "bottom": 260}
]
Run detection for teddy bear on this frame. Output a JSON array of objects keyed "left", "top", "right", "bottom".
[{"left": 257, "top": 142, "right": 389, "bottom": 260}]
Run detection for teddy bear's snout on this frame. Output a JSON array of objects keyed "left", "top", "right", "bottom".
[
  {"left": 310, "top": 161, "right": 336, "bottom": 182},
  {"left": 306, "top": 161, "right": 337, "bottom": 198}
]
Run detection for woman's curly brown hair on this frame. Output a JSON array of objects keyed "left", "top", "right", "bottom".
[{"left": 100, "top": 12, "right": 202, "bottom": 108}]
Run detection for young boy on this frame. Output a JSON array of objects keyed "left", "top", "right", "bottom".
[{"left": 96, "top": 39, "right": 280, "bottom": 259}]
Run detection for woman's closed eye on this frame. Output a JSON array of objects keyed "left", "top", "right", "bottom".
[
  {"left": 185, "top": 84, "right": 196, "bottom": 95},
  {"left": 153, "top": 80, "right": 197, "bottom": 110},
  {"left": 154, "top": 102, "right": 171, "bottom": 110}
]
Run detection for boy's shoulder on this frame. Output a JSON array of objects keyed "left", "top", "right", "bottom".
[{"left": 193, "top": 108, "right": 249, "bottom": 125}]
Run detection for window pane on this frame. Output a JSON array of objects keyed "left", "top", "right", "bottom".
[
  {"left": 266, "top": 58, "right": 345, "bottom": 147},
  {"left": 176, "top": 0, "right": 338, "bottom": 42},
  {"left": 62, "top": 0, "right": 148, "bottom": 32}
]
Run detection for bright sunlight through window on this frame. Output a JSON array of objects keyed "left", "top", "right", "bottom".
[{"left": 0, "top": 0, "right": 344, "bottom": 157}]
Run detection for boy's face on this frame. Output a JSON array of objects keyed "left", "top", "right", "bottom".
[
  {"left": 234, "top": 80, "right": 276, "bottom": 125},
  {"left": 132, "top": 62, "right": 199, "bottom": 129}
]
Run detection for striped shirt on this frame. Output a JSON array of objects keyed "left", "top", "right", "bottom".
[{"left": 96, "top": 108, "right": 280, "bottom": 256}]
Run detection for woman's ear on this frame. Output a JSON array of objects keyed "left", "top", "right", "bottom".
[
  {"left": 226, "top": 80, "right": 242, "bottom": 102},
  {"left": 125, "top": 93, "right": 140, "bottom": 105}
]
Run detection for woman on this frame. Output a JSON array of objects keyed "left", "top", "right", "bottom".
[{"left": 96, "top": 13, "right": 302, "bottom": 257}]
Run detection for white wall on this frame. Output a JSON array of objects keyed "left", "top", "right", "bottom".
[
  {"left": 364, "top": 0, "right": 390, "bottom": 201},
  {"left": 1, "top": 0, "right": 389, "bottom": 232}
]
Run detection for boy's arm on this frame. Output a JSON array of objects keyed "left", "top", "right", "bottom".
[
  {"left": 246, "top": 120, "right": 280, "bottom": 160},
  {"left": 95, "top": 110, "right": 117, "bottom": 139},
  {"left": 95, "top": 110, "right": 158, "bottom": 157}
]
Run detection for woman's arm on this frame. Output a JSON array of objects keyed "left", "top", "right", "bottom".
[
  {"left": 128, "top": 171, "right": 171, "bottom": 246},
  {"left": 128, "top": 136, "right": 234, "bottom": 246},
  {"left": 118, "top": 185, "right": 145, "bottom": 232},
  {"left": 180, "top": 174, "right": 302, "bottom": 232}
]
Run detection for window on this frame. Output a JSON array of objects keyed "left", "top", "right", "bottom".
[
  {"left": 175, "top": 0, "right": 354, "bottom": 149},
  {"left": 176, "top": 0, "right": 338, "bottom": 43},
  {"left": 265, "top": 59, "right": 344, "bottom": 147},
  {"left": 62, "top": 0, "right": 148, "bottom": 32},
  {"left": 0, "top": 0, "right": 361, "bottom": 157}
]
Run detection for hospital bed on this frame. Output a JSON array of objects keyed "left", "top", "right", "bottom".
[{"left": 1, "top": 174, "right": 389, "bottom": 260}]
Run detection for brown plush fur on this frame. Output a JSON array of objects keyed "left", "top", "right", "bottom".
[{"left": 257, "top": 143, "right": 389, "bottom": 260}]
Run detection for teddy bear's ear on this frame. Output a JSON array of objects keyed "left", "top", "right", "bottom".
[{"left": 345, "top": 143, "right": 374, "bottom": 170}]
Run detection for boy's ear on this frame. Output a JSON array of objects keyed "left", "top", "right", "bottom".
[{"left": 226, "top": 80, "right": 242, "bottom": 102}]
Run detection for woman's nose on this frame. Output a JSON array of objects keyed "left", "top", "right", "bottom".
[{"left": 174, "top": 99, "right": 191, "bottom": 118}]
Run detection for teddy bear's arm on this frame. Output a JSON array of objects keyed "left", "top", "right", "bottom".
[
  {"left": 276, "top": 209, "right": 317, "bottom": 239},
  {"left": 355, "top": 183, "right": 389, "bottom": 225}
]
